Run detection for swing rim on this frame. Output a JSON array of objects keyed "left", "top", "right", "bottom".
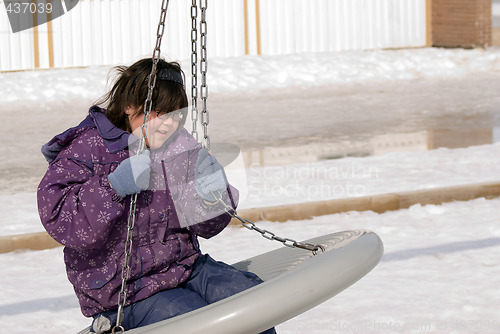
[{"left": 78, "top": 230, "right": 383, "bottom": 334}]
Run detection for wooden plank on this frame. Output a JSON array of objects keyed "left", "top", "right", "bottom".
[
  {"left": 0, "top": 232, "right": 61, "bottom": 253},
  {"left": 3, "top": 181, "right": 499, "bottom": 253}
]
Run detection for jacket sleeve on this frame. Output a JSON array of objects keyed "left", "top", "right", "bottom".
[
  {"left": 165, "top": 148, "right": 239, "bottom": 240},
  {"left": 37, "top": 150, "right": 126, "bottom": 251}
]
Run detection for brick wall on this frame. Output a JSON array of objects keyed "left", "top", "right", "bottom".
[{"left": 432, "top": 0, "right": 492, "bottom": 48}]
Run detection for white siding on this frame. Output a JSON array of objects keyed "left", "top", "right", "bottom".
[{"left": 0, "top": 0, "right": 427, "bottom": 71}]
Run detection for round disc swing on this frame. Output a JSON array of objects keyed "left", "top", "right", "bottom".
[{"left": 78, "top": 1, "right": 384, "bottom": 333}]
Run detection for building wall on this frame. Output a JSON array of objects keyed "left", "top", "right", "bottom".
[
  {"left": 432, "top": 0, "right": 492, "bottom": 48},
  {"left": 0, "top": 0, "right": 428, "bottom": 72}
]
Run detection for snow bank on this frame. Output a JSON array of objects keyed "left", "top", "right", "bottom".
[{"left": 1, "top": 48, "right": 500, "bottom": 105}]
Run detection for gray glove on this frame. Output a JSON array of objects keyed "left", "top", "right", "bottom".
[
  {"left": 195, "top": 149, "right": 227, "bottom": 202},
  {"left": 108, "top": 151, "right": 151, "bottom": 198}
]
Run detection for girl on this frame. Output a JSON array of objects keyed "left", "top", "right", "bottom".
[{"left": 38, "top": 58, "right": 275, "bottom": 333}]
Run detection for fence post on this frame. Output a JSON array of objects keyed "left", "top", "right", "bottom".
[
  {"left": 244, "top": 0, "right": 249, "bottom": 55},
  {"left": 32, "top": 10, "right": 40, "bottom": 69},
  {"left": 426, "top": 0, "right": 432, "bottom": 46},
  {"left": 47, "top": 0, "right": 54, "bottom": 68},
  {"left": 255, "top": 0, "right": 261, "bottom": 55}
]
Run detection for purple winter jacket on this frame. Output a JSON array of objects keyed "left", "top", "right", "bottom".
[{"left": 37, "top": 106, "right": 237, "bottom": 317}]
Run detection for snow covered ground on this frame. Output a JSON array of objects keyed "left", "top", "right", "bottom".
[
  {"left": 1, "top": 47, "right": 500, "bottom": 235},
  {"left": 1, "top": 47, "right": 500, "bottom": 333},
  {"left": 2, "top": 47, "right": 500, "bottom": 194},
  {"left": 1, "top": 198, "right": 500, "bottom": 334},
  {"left": 3, "top": 141, "right": 500, "bottom": 237}
]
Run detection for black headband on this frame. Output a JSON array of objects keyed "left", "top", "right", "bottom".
[
  {"left": 131, "top": 68, "right": 184, "bottom": 87},
  {"left": 157, "top": 68, "right": 184, "bottom": 86}
]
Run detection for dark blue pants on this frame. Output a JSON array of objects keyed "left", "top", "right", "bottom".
[{"left": 92, "top": 254, "right": 276, "bottom": 333}]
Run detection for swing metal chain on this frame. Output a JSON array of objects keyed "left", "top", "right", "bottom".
[
  {"left": 113, "top": 2, "right": 320, "bottom": 332},
  {"left": 212, "top": 192, "right": 325, "bottom": 255},
  {"left": 113, "top": 1, "right": 170, "bottom": 333},
  {"left": 190, "top": 0, "right": 199, "bottom": 141},
  {"left": 199, "top": 0, "right": 210, "bottom": 150},
  {"left": 192, "top": 0, "right": 322, "bottom": 256}
]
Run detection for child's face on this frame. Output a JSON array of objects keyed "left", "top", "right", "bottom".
[{"left": 127, "top": 106, "right": 181, "bottom": 149}]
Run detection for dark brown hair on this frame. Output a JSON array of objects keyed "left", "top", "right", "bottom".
[{"left": 96, "top": 58, "right": 188, "bottom": 131}]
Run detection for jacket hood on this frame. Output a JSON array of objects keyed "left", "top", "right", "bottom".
[{"left": 41, "top": 106, "right": 134, "bottom": 163}]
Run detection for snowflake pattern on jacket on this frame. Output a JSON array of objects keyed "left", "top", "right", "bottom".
[{"left": 37, "top": 106, "right": 238, "bottom": 317}]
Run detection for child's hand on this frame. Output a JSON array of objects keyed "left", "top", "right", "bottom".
[
  {"left": 108, "top": 151, "right": 151, "bottom": 198},
  {"left": 195, "top": 149, "right": 227, "bottom": 202}
]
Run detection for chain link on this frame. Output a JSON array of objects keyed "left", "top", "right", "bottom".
[
  {"left": 199, "top": 0, "right": 210, "bottom": 150},
  {"left": 190, "top": 0, "right": 199, "bottom": 141},
  {"left": 113, "top": 1, "right": 170, "bottom": 332},
  {"left": 212, "top": 192, "right": 325, "bottom": 255}
]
